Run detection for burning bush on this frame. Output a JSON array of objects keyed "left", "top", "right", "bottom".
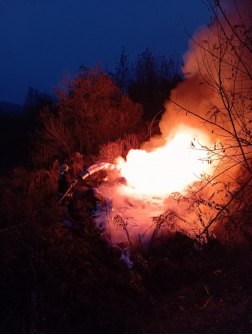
[
  {"left": 102, "top": 0, "right": 252, "bottom": 245},
  {"left": 160, "top": 0, "right": 252, "bottom": 243},
  {"left": 2, "top": 2, "right": 252, "bottom": 333}
]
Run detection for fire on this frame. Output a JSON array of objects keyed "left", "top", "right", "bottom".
[
  {"left": 92, "top": 125, "right": 215, "bottom": 253},
  {"left": 93, "top": 1, "right": 252, "bottom": 253},
  {"left": 90, "top": 124, "right": 219, "bottom": 259},
  {"left": 116, "top": 125, "right": 214, "bottom": 196}
]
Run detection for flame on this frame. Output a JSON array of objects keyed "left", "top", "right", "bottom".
[
  {"left": 94, "top": 125, "right": 215, "bottom": 250},
  {"left": 93, "top": 1, "right": 252, "bottom": 251},
  {"left": 116, "top": 125, "right": 213, "bottom": 196}
]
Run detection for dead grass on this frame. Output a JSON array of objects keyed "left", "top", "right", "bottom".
[{"left": 93, "top": 133, "right": 141, "bottom": 164}]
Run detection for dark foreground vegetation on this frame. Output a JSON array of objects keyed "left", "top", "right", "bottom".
[
  {"left": 1, "top": 167, "right": 252, "bottom": 334},
  {"left": 1, "top": 1, "right": 252, "bottom": 332}
]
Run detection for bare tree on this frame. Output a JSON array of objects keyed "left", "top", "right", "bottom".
[{"left": 167, "top": 0, "right": 252, "bottom": 242}]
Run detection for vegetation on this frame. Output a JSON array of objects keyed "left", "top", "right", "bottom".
[
  {"left": 0, "top": 106, "right": 30, "bottom": 174},
  {"left": 115, "top": 47, "right": 183, "bottom": 121},
  {"left": 1, "top": 2, "right": 252, "bottom": 332},
  {"left": 1, "top": 164, "right": 252, "bottom": 334},
  {"left": 166, "top": 0, "right": 252, "bottom": 245},
  {"left": 31, "top": 66, "right": 143, "bottom": 168}
]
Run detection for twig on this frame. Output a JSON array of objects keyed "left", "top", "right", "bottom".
[
  {"left": 0, "top": 222, "right": 27, "bottom": 233},
  {"left": 203, "top": 296, "right": 212, "bottom": 309},
  {"left": 198, "top": 175, "right": 252, "bottom": 237}
]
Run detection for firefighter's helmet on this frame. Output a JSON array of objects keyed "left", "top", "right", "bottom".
[{"left": 60, "top": 164, "right": 69, "bottom": 172}]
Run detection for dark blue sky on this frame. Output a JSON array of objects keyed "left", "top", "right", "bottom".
[{"left": 0, "top": 0, "right": 210, "bottom": 105}]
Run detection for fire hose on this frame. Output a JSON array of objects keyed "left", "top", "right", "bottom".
[
  {"left": 0, "top": 163, "right": 120, "bottom": 233},
  {"left": 57, "top": 162, "right": 119, "bottom": 205}
]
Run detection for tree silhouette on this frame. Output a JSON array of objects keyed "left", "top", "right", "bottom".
[
  {"left": 128, "top": 48, "right": 182, "bottom": 121},
  {"left": 114, "top": 46, "right": 131, "bottom": 94},
  {"left": 35, "top": 66, "right": 143, "bottom": 166}
]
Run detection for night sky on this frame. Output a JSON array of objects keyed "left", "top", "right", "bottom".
[{"left": 0, "top": 0, "right": 210, "bottom": 105}]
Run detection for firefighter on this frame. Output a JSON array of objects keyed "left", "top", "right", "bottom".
[
  {"left": 58, "top": 164, "right": 76, "bottom": 228},
  {"left": 58, "top": 164, "right": 73, "bottom": 203}
]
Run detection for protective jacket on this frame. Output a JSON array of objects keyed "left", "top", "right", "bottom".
[{"left": 58, "top": 170, "right": 72, "bottom": 197}]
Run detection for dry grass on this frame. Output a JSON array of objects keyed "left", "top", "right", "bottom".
[
  {"left": 93, "top": 133, "right": 141, "bottom": 163},
  {"left": 0, "top": 166, "right": 252, "bottom": 333}
]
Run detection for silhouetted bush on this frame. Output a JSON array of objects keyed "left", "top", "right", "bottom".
[{"left": 0, "top": 162, "right": 252, "bottom": 334}]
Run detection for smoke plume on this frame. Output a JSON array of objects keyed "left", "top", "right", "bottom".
[{"left": 94, "top": 0, "right": 252, "bottom": 249}]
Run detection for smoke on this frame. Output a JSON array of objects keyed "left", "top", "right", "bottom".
[
  {"left": 161, "top": 0, "right": 252, "bottom": 186},
  {"left": 94, "top": 182, "right": 196, "bottom": 248},
  {"left": 160, "top": 0, "right": 252, "bottom": 142},
  {"left": 92, "top": 0, "right": 252, "bottom": 250}
]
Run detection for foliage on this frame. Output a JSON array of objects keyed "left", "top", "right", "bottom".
[
  {"left": 34, "top": 66, "right": 143, "bottom": 167},
  {"left": 23, "top": 86, "right": 55, "bottom": 120},
  {"left": 1, "top": 49, "right": 183, "bottom": 173},
  {"left": 1, "top": 161, "right": 252, "bottom": 333},
  {"left": 114, "top": 46, "right": 131, "bottom": 94},
  {"left": 168, "top": 0, "right": 252, "bottom": 242},
  {"left": 0, "top": 166, "right": 59, "bottom": 230},
  {"left": 93, "top": 133, "right": 142, "bottom": 164},
  {"left": 2, "top": 4, "right": 252, "bottom": 332},
  {"left": 0, "top": 110, "right": 30, "bottom": 174},
  {"left": 115, "top": 47, "right": 183, "bottom": 120}
]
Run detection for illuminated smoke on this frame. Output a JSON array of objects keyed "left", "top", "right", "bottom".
[{"left": 93, "top": 0, "right": 252, "bottom": 250}]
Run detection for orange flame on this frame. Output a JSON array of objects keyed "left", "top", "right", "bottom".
[{"left": 116, "top": 125, "right": 214, "bottom": 196}]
